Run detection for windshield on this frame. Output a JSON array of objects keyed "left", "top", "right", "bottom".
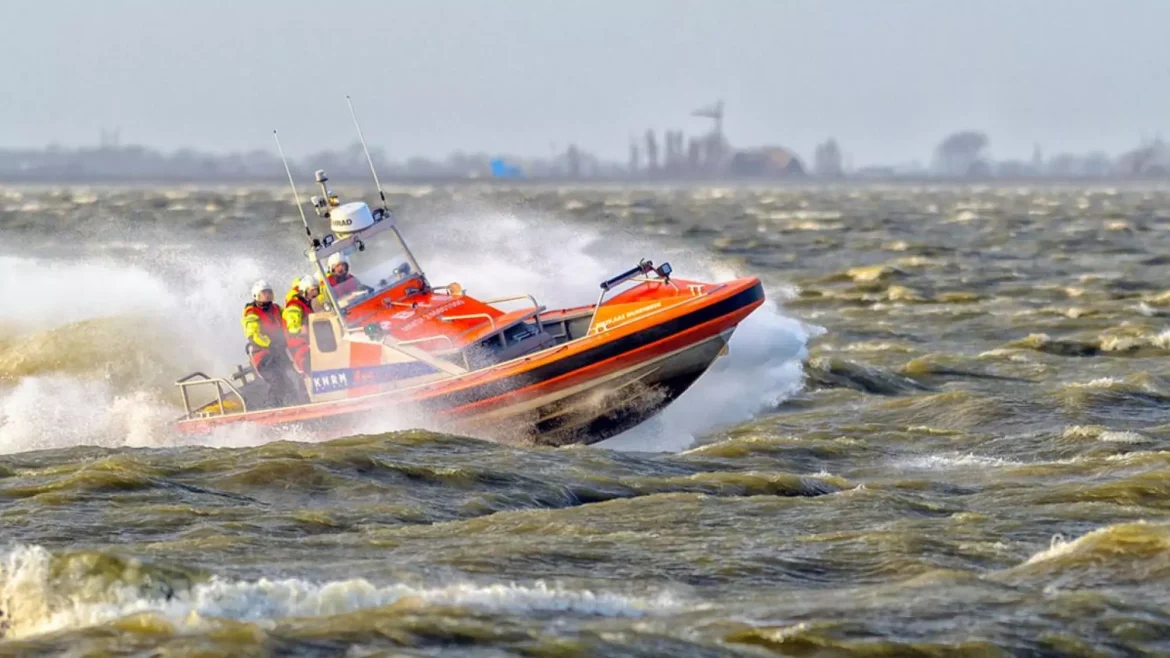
[{"left": 321, "top": 230, "right": 419, "bottom": 310}]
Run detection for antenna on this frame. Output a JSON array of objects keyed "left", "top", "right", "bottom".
[
  {"left": 345, "top": 95, "right": 389, "bottom": 210},
  {"left": 272, "top": 129, "right": 317, "bottom": 246},
  {"left": 345, "top": 94, "right": 425, "bottom": 285}
]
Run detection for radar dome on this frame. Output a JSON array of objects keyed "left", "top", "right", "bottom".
[{"left": 330, "top": 202, "right": 375, "bottom": 236}]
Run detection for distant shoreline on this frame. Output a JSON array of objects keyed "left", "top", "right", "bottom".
[{"left": 3, "top": 173, "right": 1170, "bottom": 187}]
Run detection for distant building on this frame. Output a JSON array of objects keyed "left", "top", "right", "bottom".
[
  {"left": 813, "top": 139, "right": 844, "bottom": 178},
  {"left": 1117, "top": 138, "right": 1170, "bottom": 177},
  {"left": 726, "top": 147, "right": 805, "bottom": 178}
]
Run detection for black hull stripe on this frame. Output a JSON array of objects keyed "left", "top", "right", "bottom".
[{"left": 420, "top": 281, "right": 765, "bottom": 412}]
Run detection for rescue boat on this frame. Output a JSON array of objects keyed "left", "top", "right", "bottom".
[{"left": 172, "top": 110, "right": 765, "bottom": 446}]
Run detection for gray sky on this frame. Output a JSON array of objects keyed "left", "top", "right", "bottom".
[{"left": 4, "top": 0, "right": 1169, "bottom": 166}]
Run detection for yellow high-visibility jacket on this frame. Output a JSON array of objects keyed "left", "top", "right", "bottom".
[{"left": 242, "top": 301, "right": 284, "bottom": 349}]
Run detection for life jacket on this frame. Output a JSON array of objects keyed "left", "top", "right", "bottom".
[
  {"left": 283, "top": 295, "right": 313, "bottom": 337},
  {"left": 243, "top": 301, "right": 286, "bottom": 350},
  {"left": 285, "top": 284, "right": 301, "bottom": 306},
  {"left": 328, "top": 272, "right": 359, "bottom": 296}
]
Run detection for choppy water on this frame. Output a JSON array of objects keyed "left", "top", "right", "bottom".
[{"left": 2, "top": 182, "right": 1170, "bottom": 656}]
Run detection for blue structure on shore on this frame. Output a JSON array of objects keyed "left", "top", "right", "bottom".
[{"left": 489, "top": 158, "right": 524, "bottom": 178}]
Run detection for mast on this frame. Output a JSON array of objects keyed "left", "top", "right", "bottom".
[
  {"left": 344, "top": 95, "right": 425, "bottom": 281},
  {"left": 272, "top": 129, "right": 343, "bottom": 314}
]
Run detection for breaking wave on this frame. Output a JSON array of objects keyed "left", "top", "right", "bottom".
[
  {"left": 0, "top": 544, "right": 678, "bottom": 641},
  {"left": 994, "top": 521, "right": 1170, "bottom": 590}
]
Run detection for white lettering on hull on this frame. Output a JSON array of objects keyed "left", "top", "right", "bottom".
[{"left": 594, "top": 301, "right": 664, "bottom": 333}]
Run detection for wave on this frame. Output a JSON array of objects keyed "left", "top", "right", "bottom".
[
  {"left": 0, "top": 544, "right": 678, "bottom": 641},
  {"left": 997, "top": 521, "right": 1170, "bottom": 589}
]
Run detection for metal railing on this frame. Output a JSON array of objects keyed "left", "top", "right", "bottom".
[
  {"left": 630, "top": 276, "right": 681, "bottom": 292},
  {"left": 483, "top": 293, "right": 543, "bottom": 327},
  {"left": 586, "top": 262, "right": 687, "bottom": 335},
  {"left": 175, "top": 372, "right": 248, "bottom": 419},
  {"left": 440, "top": 313, "right": 496, "bottom": 330},
  {"left": 483, "top": 293, "right": 540, "bottom": 307}
]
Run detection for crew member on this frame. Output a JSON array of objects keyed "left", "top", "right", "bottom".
[
  {"left": 282, "top": 274, "right": 317, "bottom": 374},
  {"left": 242, "top": 279, "right": 298, "bottom": 407},
  {"left": 326, "top": 253, "right": 364, "bottom": 298}
]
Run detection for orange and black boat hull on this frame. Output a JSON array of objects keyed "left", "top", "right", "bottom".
[{"left": 174, "top": 277, "right": 765, "bottom": 446}]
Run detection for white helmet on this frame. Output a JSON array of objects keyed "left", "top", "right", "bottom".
[
  {"left": 251, "top": 279, "right": 272, "bottom": 301},
  {"left": 298, "top": 274, "right": 318, "bottom": 293},
  {"left": 326, "top": 252, "right": 347, "bottom": 269}
]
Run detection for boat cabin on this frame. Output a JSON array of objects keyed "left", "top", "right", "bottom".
[{"left": 291, "top": 179, "right": 559, "bottom": 403}]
